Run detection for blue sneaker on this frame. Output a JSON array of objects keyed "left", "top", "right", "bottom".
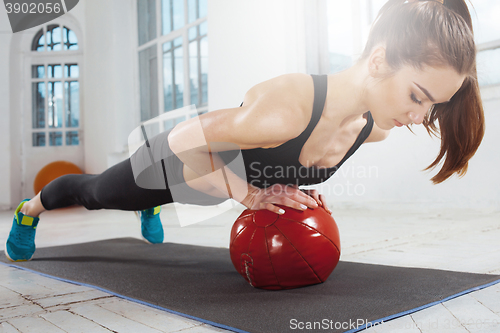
[
  {"left": 138, "top": 206, "right": 164, "bottom": 244},
  {"left": 5, "top": 200, "right": 39, "bottom": 262}
]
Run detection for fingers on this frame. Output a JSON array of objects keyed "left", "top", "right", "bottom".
[
  {"left": 257, "top": 184, "right": 329, "bottom": 215},
  {"left": 300, "top": 188, "right": 322, "bottom": 207},
  {"left": 308, "top": 189, "right": 322, "bottom": 206},
  {"left": 269, "top": 184, "right": 317, "bottom": 209},
  {"left": 261, "top": 202, "right": 286, "bottom": 215},
  {"left": 295, "top": 187, "right": 332, "bottom": 214},
  {"left": 319, "top": 194, "right": 332, "bottom": 215},
  {"left": 260, "top": 196, "right": 311, "bottom": 215},
  {"left": 293, "top": 190, "right": 318, "bottom": 209}
]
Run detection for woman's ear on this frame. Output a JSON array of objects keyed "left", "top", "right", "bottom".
[{"left": 368, "top": 46, "right": 391, "bottom": 77}]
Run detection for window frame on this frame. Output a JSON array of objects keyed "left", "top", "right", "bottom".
[
  {"left": 476, "top": 39, "right": 500, "bottom": 87},
  {"left": 28, "top": 23, "right": 83, "bottom": 148},
  {"left": 136, "top": 0, "right": 208, "bottom": 123}
]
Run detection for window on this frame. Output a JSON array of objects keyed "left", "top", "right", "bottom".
[
  {"left": 32, "top": 24, "right": 79, "bottom": 52},
  {"left": 326, "top": 1, "right": 354, "bottom": 73},
  {"left": 471, "top": 0, "right": 500, "bottom": 86},
  {"left": 30, "top": 25, "right": 80, "bottom": 147},
  {"left": 137, "top": 0, "right": 208, "bottom": 123},
  {"left": 324, "top": 0, "right": 500, "bottom": 87},
  {"left": 325, "top": 0, "right": 385, "bottom": 74}
]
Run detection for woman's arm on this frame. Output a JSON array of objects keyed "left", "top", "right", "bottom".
[{"left": 168, "top": 75, "right": 320, "bottom": 213}]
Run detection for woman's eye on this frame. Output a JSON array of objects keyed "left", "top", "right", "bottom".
[{"left": 410, "top": 93, "right": 422, "bottom": 105}]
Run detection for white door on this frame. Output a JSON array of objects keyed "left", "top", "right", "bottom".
[{"left": 22, "top": 24, "right": 84, "bottom": 198}]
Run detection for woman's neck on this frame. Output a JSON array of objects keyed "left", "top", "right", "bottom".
[{"left": 323, "top": 62, "right": 370, "bottom": 128}]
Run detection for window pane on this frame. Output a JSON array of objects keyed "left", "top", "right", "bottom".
[
  {"left": 188, "top": 26, "right": 197, "bottom": 41},
  {"left": 32, "top": 65, "right": 45, "bottom": 79},
  {"left": 49, "top": 132, "right": 63, "bottom": 146},
  {"left": 139, "top": 44, "right": 159, "bottom": 121},
  {"left": 173, "top": 0, "right": 184, "bottom": 31},
  {"left": 470, "top": 0, "right": 500, "bottom": 44},
  {"left": 163, "top": 46, "right": 174, "bottom": 112},
  {"left": 163, "top": 40, "right": 172, "bottom": 52},
  {"left": 163, "top": 116, "right": 186, "bottom": 130},
  {"left": 199, "top": 0, "right": 207, "bottom": 18},
  {"left": 199, "top": 20, "right": 207, "bottom": 36},
  {"left": 48, "top": 81, "right": 63, "bottom": 128},
  {"left": 47, "top": 25, "right": 61, "bottom": 51},
  {"left": 64, "top": 64, "right": 79, "bottom": 78},
  {"left": 174, "top": 36, "right": 182, "bottom": 47},
  {"left": 174, "top": 44, "right": 184, "bottom": 108},
  {"left": 477, "top": 48, "right": 500, "bottom": 86},
  {"left": 65, "top": 81, "right": 80, "bottom": 127},
  {"left": 32, "top": 133, "right": 46, "bottom": 147},
  {"left": 200, "top": 36, "right": 208, "bottom": 104},
  {"left": 32, "top": 82, "right": 45, "bottom": 129},
  {"left": 137, "top": 0, "right": 157, "bottom": 45},
  {"left": 32, "top": 29, "right": 45, "bottom": 51},
  {"left": 66, "top": 131, "right": 79, "bottom": 145},
  {"left": 162, "top": 0, "right": 172, "bottom": 35},
  {"left": 326, "top": 1, "right": 353, "bottom": 73},
  {"left": 189, "top": 40, "right": 199, "bottom": 105},
  {"left": 188, "top": 0, "right": 196, "bottom": 23},
  {"left": 63, "top": 27, "right": 79, "bottom": 50},
  {"left": 48, "top": 65, "right": 62, "bottom": 78}
]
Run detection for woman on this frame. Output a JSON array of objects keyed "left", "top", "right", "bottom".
[{"left": 6, "top": 0, "right": 484, "bottom": 261}]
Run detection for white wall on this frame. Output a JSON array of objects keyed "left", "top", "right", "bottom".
[
  {"left": 0, "top": 7, "right": 12, "bottom": 210},
  {"left": 83, "top": 0, "right": 139, "bottom": 173},
  {"left": 207, "top": 0, "right": 307, "bottom": 110}
]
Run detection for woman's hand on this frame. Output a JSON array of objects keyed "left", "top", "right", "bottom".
[
  {"left": 297, "top": 186, "right": 332, "bottom": 215},
  {"left": 241, "top": 183, "right": 319, "bottom": 214}
]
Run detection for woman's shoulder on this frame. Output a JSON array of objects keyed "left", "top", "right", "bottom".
[
  {"left": 242, "top": 73, "right": 314, "bottom": 120},
  {"left": 245, "top": 73, "right": 313, "bottom": 102}
]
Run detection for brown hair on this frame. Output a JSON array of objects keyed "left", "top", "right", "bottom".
[{"left": 360, "top": 0, "right": 485, "bottom": 184}]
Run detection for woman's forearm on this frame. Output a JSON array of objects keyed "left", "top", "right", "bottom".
[{"left": 172, "top": 147, "right": 257, "bottom": 205}]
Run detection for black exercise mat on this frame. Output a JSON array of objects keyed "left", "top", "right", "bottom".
[{"left": 3, "top": 238, "right": 499, "bottom": 333}]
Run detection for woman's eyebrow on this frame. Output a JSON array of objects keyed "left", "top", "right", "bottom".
[{"left": 414, "top": 82, "right": 436, "bottom": 103}]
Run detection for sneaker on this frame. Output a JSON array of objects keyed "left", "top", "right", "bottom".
[
  {"left": 5, "top": 199, "right": 39, "bottom": 262},
  {"left": 138, "top": 206, "right": 164, "bottom": 244}
]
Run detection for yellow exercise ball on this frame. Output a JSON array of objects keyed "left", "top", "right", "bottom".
[{"left": 33, "top": 161, "right": 83, "bottom": 194}]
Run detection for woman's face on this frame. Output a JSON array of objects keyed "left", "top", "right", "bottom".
[{"left": 366, "top": 64, "right": 466, "bottom": 130}]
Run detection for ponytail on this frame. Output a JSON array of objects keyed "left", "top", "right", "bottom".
[
  {"left": 424, "top": 0, "right": 484, "bottom": 183},
  {"left": 423, "top": 73, "right": 485, "bottom": 184}
]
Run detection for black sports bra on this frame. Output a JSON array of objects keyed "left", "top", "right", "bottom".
[{"left": 218, "top": 74, "right": 374, "bottom": 189}]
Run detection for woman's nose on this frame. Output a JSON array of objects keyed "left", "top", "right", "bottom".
[
  {"left": 408, "top": 112, "right": 423, "bottom": 125},
  {"left": 408, "top": 104, "right": 432, "bottom": 125}
]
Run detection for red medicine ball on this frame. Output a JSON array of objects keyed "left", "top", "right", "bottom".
[{"left": 229, "top": 204, "right": 341, "bottom": 290}]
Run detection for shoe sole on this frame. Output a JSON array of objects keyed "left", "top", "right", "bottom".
[{"left": 4, "top": 240, "right": 32, "bottom": 262}]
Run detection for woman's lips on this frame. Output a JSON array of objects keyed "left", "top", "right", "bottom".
[{"left": 394, "top": 119, "right": 404, "bottom": 127}]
